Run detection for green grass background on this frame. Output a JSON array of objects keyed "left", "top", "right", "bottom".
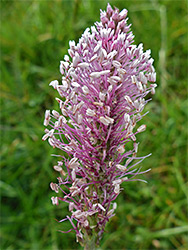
[{"left": 0, "top": 0, "right": 187, "bottom": 249}]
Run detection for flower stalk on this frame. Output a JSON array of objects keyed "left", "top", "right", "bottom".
[
  {"left": 83, "top": 232, "right": 96, "bottom": 250},
  {"left": 43, "top": 3, "right": 157, "bottom": 248}
]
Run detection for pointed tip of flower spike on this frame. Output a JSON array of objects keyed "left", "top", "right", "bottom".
[{"left": 106, "top": 3, "right": 113, "bottom": 16}]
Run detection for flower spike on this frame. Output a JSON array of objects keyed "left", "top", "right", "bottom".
[{"left": 43, "top": 3, "right": 157, "bottom": 247}]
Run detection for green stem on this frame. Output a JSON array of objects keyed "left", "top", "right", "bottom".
[{"left": 84, "top": 234, "right": 96, "bottom": 250}]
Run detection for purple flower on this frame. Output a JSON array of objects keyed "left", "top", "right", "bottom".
[{"left": 43, "top": 3, "right": 157, "bottom": 247}]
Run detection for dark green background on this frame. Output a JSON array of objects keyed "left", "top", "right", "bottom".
[{"left": 0, "top": 0, "right": 187, "bottom": 249}]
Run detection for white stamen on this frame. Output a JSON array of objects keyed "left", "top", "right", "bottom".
[
  {"left": 145, "top": 49, "right": 151, "bottom": 59},
  {"left": 61, "top": 80, "right": 68, "bottom": 91},
  {"left": 50, "top": 182, "right": 59, "bottom": 193},
  {"left": 69, "top": 202, "right": 74, "bottom": 212},
  {"left": 131, "top": 75, "right": 137, "bottom": 84},
  {"left": 139, "top": 72, "right": 147, "bottom": 84},
  {"left": 150, "top": 84, "right": 157, "bottom": 94},
  {"left": 124, "top": 113, "right": 130, "bottom": 123},
  {"left": 108, "top": 76, "right": 121, "bottom": 84},
  {"left": 108, "top": 85, "right": 113, "bottom": 92},
  {"left": 117, "top": 68, "right": 127, "bottom": 75},
  {"left": 112, "top": 60, "right": 121, "bottom": 68},
  {"left": 44, "top": 110, "right": 50, "bottom": 126},
  {"left": 119, "top": 8, "right": 127, "bottom": 19},
  {"left": 72, "top": 82, "right": 80, "bottom": 87},
  {"left": 69, "top": 40, "right": 75, "bottom": 49},
  {"left": 89, "top": 54, "right": 98, "bottom": 62},
  {"left": 70, "top": 70, "right": 78, "bottom": 80},
  {"left": 64, "top": 146, "right": 72, "bottom": 151},
  {"left": 116, "top": 164, "right": 127, "bottom": 171},
  {"left": 99, "top": 92, "right": 106, "bottom": 101},
  {"left": 58, "top": 115, "right": 67, "bottom": 125},
  {"left": 102, "top": 48, "right": 107, "bottom": 58},
  {"left": 151, "top": 87, "right": 155, "bottom": 95},
  {"left": 99, "top": 116, "right": 114, "bottom": 126},
  {"left": 114, "top": 184, "right": 120, "bottom": 194},
  {"left": 61, "top": 61, "right": 69, "bottom": 69},
  {"left": 48, "top": 129, "right": 54, "bottom": 137},
  {"left": 77, "top": 114, "right": 83, "bottom": 124},
  {"left": 125, "top": 106, "right": 131, "bottom": 112},
  {"left": 60, "top": 62, "right": 64, "bottom": 75},
  {"left": 124, "top": 95, "right": 133, "bottom": 105},
  {"left": 53, "top": 165, "right": 62, "bottom": 172},
  {"left": 127, "top": 124, "right": 133, "bottom": 134},
  {"left": 126, "top": 158, "right": 132, "bottom": 165},
  {"left": 93, "top": 101, "right": 103, "bottom": 106},
  {"left": 52, "top": 110, "right": 60, "bottom": 118},
  {"left": 122, "top": 177, "right": 128, "bottom": 181},
  {"left": 69, "top": 158, "right": 79, "bottom": 169},
  {"left": 97, "top": 203, "right": 106, "bottom": 211},
  {"left": 137, "top": 124, "right": 146, "bottom": 133},
  {"left": 82, "top": 85, "right": 89, "bottom": 94},
  {"left": 111, "top": 76, "right": 121, "bottom": 82},
  {"left": 107, "top": 209, "right": 114, "bottom": 217},
  {"left": 134, "top": 143, "right": 138, "bottom": 153},
  {"left": 94, "top": 41, "right": 102, "bottom": 53},
  {"left": 86, "top": 108, "right": 96, "bottom": 117},
  {"left": 90, "top": 70, "right": 110, "bottom": 79},
  {"left": 73, "top": 52, "right": 80, "bottom": 67},
  {"left": 42, "top": 133, "right": 49, "bottom": 141},
  {"left": 49, "top": 80, "right": 58, "bottom": 89},
  {"left": 134, "top": 99, "right": 139, "bottom": 109},
  {"left": 72, "top": 189, "right": 80, "bottom": 197},
  {"left": 136, "top": 81, "right": 143, "bottom": 93},
  {"left": 71, "top": 169, "right": 76, "bottom": 181},
  {"left": 113, "top": 202, "right": 117, "bottom": 210},
  {"left": 78, "top": 62, "right": 90, "bottom": 69},
  {"left": 51, "top": 196, "right": 58, "bottom": 205},
  {"left": 150, "top": 83, "right": 157, "bottom": 88},
  {"left": 48, "top": 138, "right": 55, "bottom": 147},
  {"left": 117, "top": 145, "right": 125, "bottom": 154},
  {"left": 107, "top": 50, "right": 118, "bottom": 60},
  {"left": 132, "top": 59, "right": 139, "bottom": 68},
  {"left": 112, "top": 179, "right": 122, "bottom": 185},
  {"left": 64, "top": 55, "right": 69, "bottom": 61},
  {"left": 131, "top": 134, "right": 136, "bottom": 141},
  {"left": 61, "top": 108, "right": 68, "bottom": 116}
]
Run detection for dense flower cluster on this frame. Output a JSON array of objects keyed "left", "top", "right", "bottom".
[{"left": 43, "top": 3, "right": 157, "bottom": 246}]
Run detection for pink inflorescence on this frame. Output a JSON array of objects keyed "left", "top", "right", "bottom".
[{"left": 43, "top": 3, "right": 157, "bottom": 246}]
